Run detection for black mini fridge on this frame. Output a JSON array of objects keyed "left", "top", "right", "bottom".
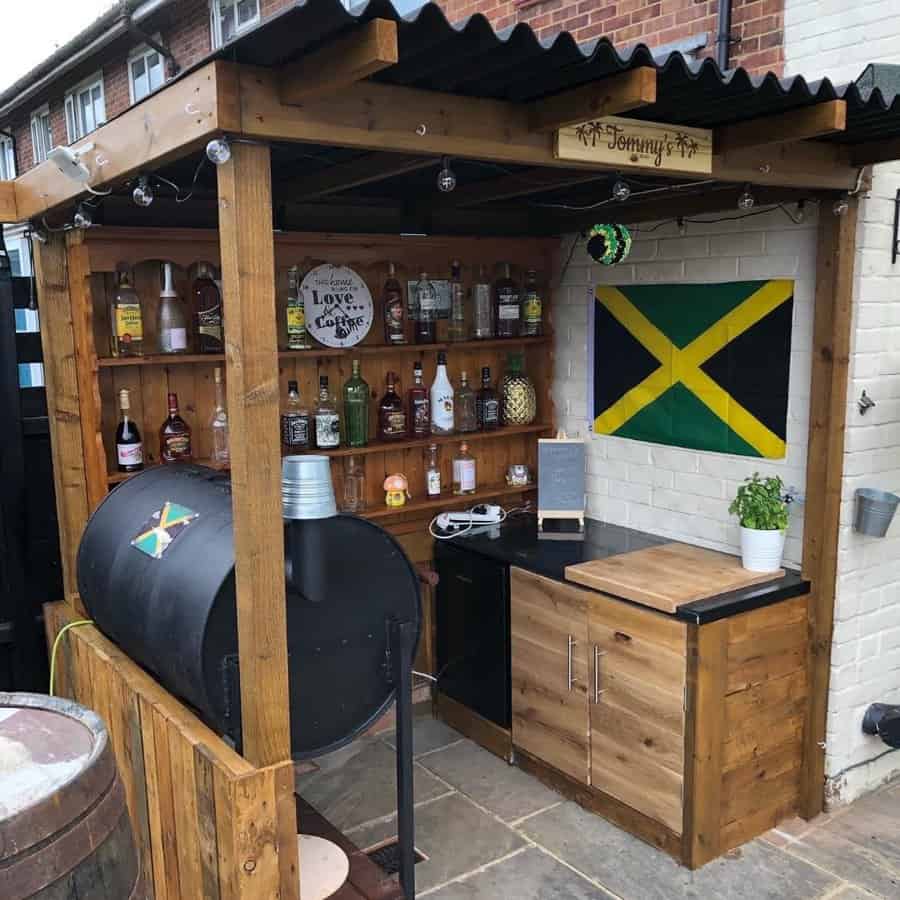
[{"left": 435, "top": 542, "right": 511, "bottom": 729}]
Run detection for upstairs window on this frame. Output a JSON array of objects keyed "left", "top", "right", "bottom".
[
  {"left": 0, "top": 136, "right": 15, "bottom": 180},
  {"left": 211, "top": 0, "right": 260, "bottom": 48},
  {"left": 64, "top": 74, "right": 106, "bottom": 143},
  {"left": 30, "top": 105, "right": 53, "bottom": 163},
  {"left": 129, "top": 45, "right": 165, "bottom": 104}
]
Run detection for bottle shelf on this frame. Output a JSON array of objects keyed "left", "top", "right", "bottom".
[
  {"left": 96, "top": 336, "right": 552, "bottom": 368},
  {"left": 107, "top": 458, "right": 229, "bottom": 484},
  {"left": 362, "top": 482, "right": 536, "bottom": 521}
]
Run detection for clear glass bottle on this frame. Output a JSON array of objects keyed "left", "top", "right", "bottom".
[
  {"left": 210, "top": 366, "right": 230, "bottom": 464},
  {"left": 452, "top": 442, "right": 476, "bottom": 495},
  {"left": 472, "top": 265, "right": 493, "bottom": 340},
  {"left": 455, "top": 370, "right": 477, "bottom": 433},
  {"left": 193, "top": 262, "right": 224, "bottom": 353},
  {"left": 383, "top": 262, "right": 406, "bottom": 345},
  {"left": 521, "top": 268, "right": 542, "bottom": 337},
  {"left": 448, "top": 259, "right": 466, "bottom": 342},
  {"left": 343, "top": 359, "right": 370, "bottom": 448},
  {"left": 157, "top": 263, "right": 188, "bottom": 354},
  {"left": 314, "top": 375, "right": 341, "bottom": 449},
  {"left": 430, "top": 351, "right": 454, "bottom": 435},
  {"left": 407, "top": 361, "right": 430, "bottom": 438},
  {"left": 415, "top": 271, "right": 438, "bottom": 344},
  {"left": 342, "top": 455, "right": 366, "bottom": 513},
  {"left": 425, "top": 444, "right": 441, "bottom": 498},
  {"left": 281, "top": 379, "right": 312, "bottom": 451},
  {"left": 115, "top": 388, "right": 143, "bottom": 472},
  {"left": 494, "top": 263, "right": 520, "bottom": 339},
  {"left": 286, "top": 265, "right": 312, "bottom": 350},
  {"left": 476, "top": 366, "right": 500, "bottom": 430},
  {"left": 378, "top": 371, "right": 407, "bottom": 441},
  {"left": 159, "top": 392, "right": 192, "bottom": 463},
  {"left": 110, "top": 270, "right": 144, "bottom": 357}
]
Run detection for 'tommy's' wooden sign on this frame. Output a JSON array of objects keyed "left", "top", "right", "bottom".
[{"left": 555, "top": 115, "right": 713, "bottom": 175}]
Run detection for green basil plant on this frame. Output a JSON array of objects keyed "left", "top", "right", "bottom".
[{"left": 729, "top": 472, "right": 789, "bottom": 532}]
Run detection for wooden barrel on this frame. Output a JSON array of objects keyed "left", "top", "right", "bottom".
[{"left": 0, "top": 692, "right": 142, "bottom": 899}]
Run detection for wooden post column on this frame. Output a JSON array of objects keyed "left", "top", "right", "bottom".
[
  {"left": 800, "top": 195, "right": 859, "bottom": 818},
  {"left": 216, "top": 142, "right": 292, "bottom": 768}
]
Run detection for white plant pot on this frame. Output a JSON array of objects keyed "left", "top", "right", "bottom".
[{"left": 739, "top": 526, "right": 786, "bottom": 573}]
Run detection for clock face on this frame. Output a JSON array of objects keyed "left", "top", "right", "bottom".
[{"left": 302, "top": 264, "right": 374, "bottom": 348}]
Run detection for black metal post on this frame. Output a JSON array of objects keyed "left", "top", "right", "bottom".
[{"left": 390, "top": 618, "right": 417, "bottom": 899}]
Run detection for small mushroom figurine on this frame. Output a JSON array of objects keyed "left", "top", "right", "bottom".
[{"left": 383, "top": 473, "right": 411, "bottom": 508}]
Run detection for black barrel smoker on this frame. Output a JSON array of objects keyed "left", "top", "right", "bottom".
[{"left": 77, "top": 463, "right": 422, "bottom": 896}]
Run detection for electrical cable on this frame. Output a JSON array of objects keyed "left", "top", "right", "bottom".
[
  {"left": 48, "top": 619, "right": 94, "bottom": 696},
  {"left": 529, "top": 178, "right": 718, "bottom": 212}
]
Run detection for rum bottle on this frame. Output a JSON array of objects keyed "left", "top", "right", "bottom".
[
  {"left": 110, "top": 270, "right": 143, "bottom": 357},
  {"left": 115, "top": 388, "right": 143, "bottom": 472},
  {"left": 157, "top": 262, "right": 188, "bottom": 354},
  {"left": 448, "top": 259, "right": 466, "bottom": 342},
  {"left": 494, "top": 263, "right": 520, "bottom": 339},
  {"left": 286, "top": 266, "right": 312, "bottom": 350},
  {"left": 281, "top": 379, "right": 312, "bottom": 451},
  {"left": 343, "top": 359, "right": 370, "bottom": 448},
  {"left": 210, "top": 366, "right": 230, "bottom": 464},
  {"left": 472, "top": 265, "right": 493, "bottom": 339},
  {"left": 455, "top": 370, "right": 477, "bottom": 433},
  {"left": 476, "top": 366, "right": 500, "bottom": 430},
  {"left": 415, "top": 272, "right": 438, "bottom": 344},
  {"left": 378, "top": 371, "right": 407, "bottom": 441},
  {"left": 314, "top": 375, "right": 341, "bottom": 449},
  {"left": 521, "top": 268, "right": 542, "bottom": 337},
  {"left": 193, "top": 262, "right": 224, "bottom": 353},
  {"left": 383, "top": 262, "right": 406, "bottom": 345},
  {"left": 408, "top": 361, "right": 430, "bottom": 438},
  {"left": 159, "top": 392, "right": 192, "bottom": 463},
  {"left": 430, "top": 351, "right": 454, "bottom": 435},
  {"left": 452, "top": 442, "right": 476, "bottom": 495},
  {"left": 425, "top": 444, "right": 441, "bottom": 498}
]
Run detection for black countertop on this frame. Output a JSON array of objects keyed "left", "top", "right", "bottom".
[{"left": 449, "top": 515, "right": 809, "bottom": 625}]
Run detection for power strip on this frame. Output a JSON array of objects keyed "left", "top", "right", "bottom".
[{"left": 434, "top": 505, "right": 504, "bottom": 531}]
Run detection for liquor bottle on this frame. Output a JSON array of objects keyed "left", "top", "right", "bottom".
[
  {"left": 342, "top": 455, "right": 366, "bottom": 513},
  {"left": 210, "top": 366, "right": 230, "bottom": 465},
  {"left": 455, "top": 370, "right": 477, "bottom": 433},
  {"left": 430, "top": 351, "right": 454, "bottom": 435},
  {"left": 415, "top": 272, "right": 438, "bottom": 344},
  {"left": 343, "top": 359, "right": 370, "bottom": 447},
  {"left": 281, "top": 379, "right": 312, "bottom": 451},
  {"left": 115, "top": 388, "right": 143, "bottom": 472},
  {"left": 476, "top": 366, "right": 500, "bottom": 430},
  {"left": 159, "top": 392, "right": 192, "bottom": 463},
  {"left": 383, "top": 262, "right": 406, "bottom": 345},
  {"left": 157, "top": 262, "right": 188, "bottom": 354},
  {"left": 448, "top": 260, "right": 466, "bottom": 342},
  {"left": 286, "top": 266, "right": 312, "bottom": 350},
  {"left": 521, "top": 269, "right": 542, "bottom": 337},
  {"left": 472, "top": 265, "right": 493, "bottom": 340},
  {"left": 193, "top": 262, "right": 223, "bottom": 353},
  {"left": 314, "top": 375, "right": 341, "bottom": 449},
  {"left": 452, "top": 442, "right": 476, "bottom": 495},
  {"left": 501, "top": 353, "right": 537, "bottom": 425},
  {"left": 378, "top": 371, "right": 407, "bottom": 441},
  {"left": 494, "top": 263, "right": 520, "bottom": 339},
  {"left": 425, "top": 444, "right": 441, "bottom": 498},
  {"left": 109, "top": 270, "right": 143, "bottom": 357},
  {"left": 408, "top": 361, "right": 430, "bottom": 438}
]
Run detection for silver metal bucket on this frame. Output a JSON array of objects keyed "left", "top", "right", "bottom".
[
  {"left": 282, "top": 455, "right": 337, "bottom": 520},
  {"left": 854, "top": 488, "right": 900, "bottom": 537}
]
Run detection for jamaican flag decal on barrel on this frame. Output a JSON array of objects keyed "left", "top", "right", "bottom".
[{"left": 592, "top": 280, "right": 793, "bottom": 458}]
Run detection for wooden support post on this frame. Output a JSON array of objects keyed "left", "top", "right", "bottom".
[
  {"left": 32, "top": 234, "right": 90, "bottom": 613},
  {"left": 216, "top": 141, "right": 293, "bottom": 770},
  {"left": 800, "top": 196, "right": 859, "bottom": 818},
  {"left": 0, "top": 181, "right": 17, "bottom": 222}
]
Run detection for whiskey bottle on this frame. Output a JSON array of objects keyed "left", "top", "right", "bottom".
[
  {"left": 415, "top": 272, "right": 438, "bottom": 344},
  {"left": 521, "top": 268, "right": 542, "bottom": 337},
  {"left": 159, "top": 392, "right": 192, "bottom": 463},
  {"left": 314, "top": 375, "right": 341, "bottom": 449},
  {"left": 378, "top": 371, "right": 407, "bottom": 441},
  {"left": 494, "top": 263, "right": 520, "bottom": 339},
  {"left": 281, "top": 379, "right": 312, "bottom": 451},
  {"left": 455, "top": 370, "right": 477, "bottom": 433},
  {"left": 343, "top": 359, "right": 370, "bottom": 447},
  {"left": 286, "top": 266, "right": 312, "bottom": 350},
  {"left": 157, "top": 262, "right": 188, "bottom": 354},
  {"left": 472, "top": 265, "right": 493, "bottom": 339},
  {"left": 448, "top": 260, "right": 466, "bottom": 342},
  {"left": 110, "top": 270, "right": 143, "bottom": 357},
  {"left": 383, "top": 262, "right": 406, "bottom": 345},
  {"left": 476, "top": 366, "right": 500, "bottom": 430},
  {"left": 430, "top": 351, "right": 454, "bottom": 435},
  {"left": 193, "top": 262, "right": 224, "bottom": 353},
  {"left": 210, "top": 367, "right": 230, "bottom": 465},
  {"left": 425, "top": 443, "right": 441, "bottom": 498},
  {"left": 115, "top": 388, "right": 143, "bottom": 472},
  {"left": 407, "top": 361, "right": 430, "bottom": 438},
  {"left": 452, "top": 442, "right": 477, "bottom": 495}
]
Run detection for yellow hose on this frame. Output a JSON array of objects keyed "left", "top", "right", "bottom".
[{"left": 48, "top": 619, "right": 94, "bottom": 696}]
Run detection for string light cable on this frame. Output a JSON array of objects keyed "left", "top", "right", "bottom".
[{"left": 48, "top": 619, "right": 94, "bottom": 696}]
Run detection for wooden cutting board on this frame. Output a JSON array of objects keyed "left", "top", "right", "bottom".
[{"left": 564, "top": 542, "right": 783, "bottom": 614}]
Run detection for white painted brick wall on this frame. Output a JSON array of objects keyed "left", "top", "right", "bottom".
[
  {"left": 785, "top": 0, "right": 900, "bottom": 803},
  {"left": 553, "top": 207, "right": 817, "bottom": 569}
]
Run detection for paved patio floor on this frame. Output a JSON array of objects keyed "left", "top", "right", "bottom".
[{"left": 296, "top": 709, "right": 900, "bottom": 899}]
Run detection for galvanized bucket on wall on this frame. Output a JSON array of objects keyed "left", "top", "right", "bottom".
[{"left": 854, "top": 488, "right": 900, "bottom": 537}]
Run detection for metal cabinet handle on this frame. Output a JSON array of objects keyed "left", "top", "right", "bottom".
[
  {"left": 593, "top": 645, "right": 607, "bottom": 704},
  {"left": 567, "top": 635, "right": 576, "bottom": 691}
]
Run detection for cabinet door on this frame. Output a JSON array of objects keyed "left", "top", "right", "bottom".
[
  {"left": 589, "top": 595, "right": 687, "bottom": 834},
  {"left": 510, "top": 568, "right": 590, "bottom": 784}
]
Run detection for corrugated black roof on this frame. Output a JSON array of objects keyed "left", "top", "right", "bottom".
[{"left": 217, "top": 0, "right": 900, "bottom": 147}]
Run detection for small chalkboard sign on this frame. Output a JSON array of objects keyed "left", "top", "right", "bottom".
[{"left": 538, "top": 434, "right": 586, "bottom": 535}]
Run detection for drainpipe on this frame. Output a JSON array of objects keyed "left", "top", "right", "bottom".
[
  {"left": 126, "top": 0, "right": 180, "bottom": 78},
  {"left": 715, "top": 0, "right": 733, "bottom": 71}
]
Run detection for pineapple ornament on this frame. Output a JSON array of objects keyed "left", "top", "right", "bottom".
[{"left": 501, "top": 352, "right": 537, "bottom": 425}]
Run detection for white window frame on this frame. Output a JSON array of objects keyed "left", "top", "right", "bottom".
[
  {"left": 30, "top": 104, "right": 53, "bottom": 164},
  {"left": 0, "top": 135, "right": 15, "bottom": 180},
  {"left": 210, "top": 0, "right": 260, "bottom": 49},
  {"left": 128, "top": 41, "right": 167, "bottom": 105},
  {"left": 64, "top": 72, "right": 106, "bottom": 143}
]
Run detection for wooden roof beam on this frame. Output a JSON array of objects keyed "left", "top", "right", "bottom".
[
  {"left": 0, "top": 181, "right": 17, "bottom": 223},
  {"left": 528, "top": 67, "right": 657, "bottom": 133},
  {"left": 715, "top": 100, "right": 847, "bottom": 154},
  {"left": 279, "top": 19, "right": 398, "bottom": 106},
  {"left": 445, "top": 167, "right": 611, "bottom": 208},
  {"left": 850, "top": 137, "right": 900, "bottom": 165}
]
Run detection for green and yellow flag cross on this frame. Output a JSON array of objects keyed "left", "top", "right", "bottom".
[{"left": 592, "top": 280, "right": 794, "bottom": 458}]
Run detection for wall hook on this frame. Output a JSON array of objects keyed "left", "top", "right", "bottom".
[{"left": 858, "top": 390, "right": 876, "bottom": 415}]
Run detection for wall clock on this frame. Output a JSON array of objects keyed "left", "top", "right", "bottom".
[{"left": 302, "top": 264, "right": 374, "bottom": 348}]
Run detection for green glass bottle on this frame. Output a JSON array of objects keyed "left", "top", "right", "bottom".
[{"left": 343, "top": 359, "right": 370, "bottom": 447}]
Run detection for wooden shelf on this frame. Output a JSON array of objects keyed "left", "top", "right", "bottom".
[
  {"left": 363, "top": 483, "right": 536, "bottom": 520},
  {"left": 107, "top": 458, "right": 229, "bottom": 483},
  {"left": 99, "top": 353, "right": 225, "bottom": 367}
]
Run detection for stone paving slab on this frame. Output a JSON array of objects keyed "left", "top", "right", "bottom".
[{"left": 380, "top": 715, "right": 464, "bottom": 758}]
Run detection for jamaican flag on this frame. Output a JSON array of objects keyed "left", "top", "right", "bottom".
[{"left": 592, "top": 281, "right": 793, "bottom": 458}]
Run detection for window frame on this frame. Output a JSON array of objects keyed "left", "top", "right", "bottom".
[
  {"left": 210, "top": 0, "right": 261, "bottom": 49},
  {"left": 0, "top": 135, "right": 15, "bottom": 180},
  {"left": 128, "top": 41, "right": 166, "bottom": 105},
  {"left": 30, "top": 104, "right": 53, "bottom": 164},
  {"left": 64, "top": 72, "right": 106, "bottom": 143}
]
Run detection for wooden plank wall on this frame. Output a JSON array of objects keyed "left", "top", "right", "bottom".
[{"left": 45, "top": 601, "right": 299, "bottom": 900}]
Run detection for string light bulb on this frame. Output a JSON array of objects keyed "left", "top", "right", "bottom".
[
  {"left": 612, "top": 178, "right": 631, "bottom": 202},
  {"left": 833, "top": 193, "right": 850, "bottom": 216},
  {"left": 73, "top": 203, "right": 93, "bottom": 229},
  {"left": 437, "top": 156, "right": 456, "bottom": 193},
  {"left": 677, "top": 216, "right": 686, "bottom": 236},
  {"left": 132, "top": 176, "right": 154, "bottom": 208},
  {"left": 737, "top": 184, "right": 755, "bottom": 211},
  {"left": 205, "top": 138, "right": 231, "bottom": 165}
]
